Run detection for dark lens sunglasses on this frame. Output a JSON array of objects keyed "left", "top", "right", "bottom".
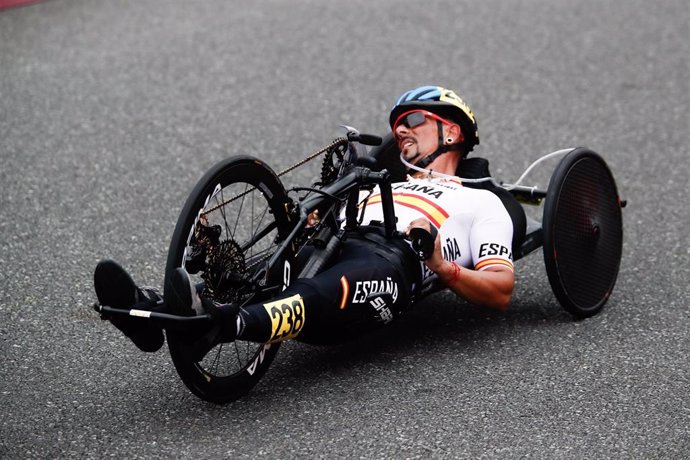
[
  {"left": 397, "top": 111, "right": 428, "bottom": 129},
  {"left": 393, "top": 110, "right": 453, "bottom": 132}
]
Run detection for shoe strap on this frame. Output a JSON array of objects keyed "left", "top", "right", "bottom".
[{"left": 136, "top": 287, "right": 162, "bottom": 302}]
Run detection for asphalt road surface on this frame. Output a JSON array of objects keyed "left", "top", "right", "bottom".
[{"left": 1, "top": 0, "right": 688, "bottom": 458}]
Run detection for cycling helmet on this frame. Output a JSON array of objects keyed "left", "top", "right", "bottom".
[{"left": 389, "top": 85, "right": 479, "bottom": 153}]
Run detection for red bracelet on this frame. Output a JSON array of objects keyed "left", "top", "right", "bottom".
[{"left": 447, "top": 261, "right": 461, "bottom": 284}]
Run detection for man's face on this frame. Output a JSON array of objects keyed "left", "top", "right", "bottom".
[{"left": 393, "top": 110, "right": 448, "bottom": 164}]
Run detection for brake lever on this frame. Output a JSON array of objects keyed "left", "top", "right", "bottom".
[{"left": 339, "top": 124, "right": 383, "bottom": 146}]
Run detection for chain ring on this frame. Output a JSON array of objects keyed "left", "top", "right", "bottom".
[{"left": 319, "top": 144, "right": 347, "bottom": 185}]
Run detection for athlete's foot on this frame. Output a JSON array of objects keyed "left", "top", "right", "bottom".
[
  {"left": 167, "top": 267, "right": 205, "bottom": 317},
  {"left": 94, "top": 259, "right": 165, "bottom": 353},
  {"left": 166, "top": 268, "right": 239, "bottom": 362}
]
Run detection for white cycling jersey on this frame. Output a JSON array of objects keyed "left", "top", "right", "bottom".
[{"left": 359, "top": 176, "right": 514, "bottom": 285}]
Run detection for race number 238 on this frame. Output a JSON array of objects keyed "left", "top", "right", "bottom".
[{"left": 263, "top": 294, "right": 306, "bottom": 343}]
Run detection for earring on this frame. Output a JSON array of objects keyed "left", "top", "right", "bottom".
[{"left": 447, "top": 138, "right": 454, "bottom": 143}]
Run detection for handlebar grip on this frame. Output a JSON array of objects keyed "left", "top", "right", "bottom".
[
  {"left": 357, "top": 133, "right": 383, "bottom": 146},
  {"left": 407, "top": 226, "right": 438, "bottom": 260},
  {"left": 359, "top": 168, "right": 387, "bottom": 181}
]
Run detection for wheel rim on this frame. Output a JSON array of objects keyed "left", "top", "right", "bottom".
[{"left": 195, "top": 341, "right": 274, "bottom": 382}]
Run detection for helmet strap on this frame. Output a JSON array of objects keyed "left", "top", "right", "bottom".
[{"left": 414, "top": 121, "right": 462, "bottom": 170}]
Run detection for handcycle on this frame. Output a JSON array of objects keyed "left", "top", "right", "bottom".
[{"left": 94, "top": 126, "right": 625, "bottom": 403}]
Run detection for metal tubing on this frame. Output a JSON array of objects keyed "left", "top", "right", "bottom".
[{"left": 94, "top": 304, "right": 213, "bottom": 329}]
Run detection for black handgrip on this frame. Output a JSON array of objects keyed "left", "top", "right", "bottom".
[
  {"left": 354, "top": 133, "right": 383, "bottom": 146},
  {"left": 408, "top": 226, "right": 438, "bottom": 260}
]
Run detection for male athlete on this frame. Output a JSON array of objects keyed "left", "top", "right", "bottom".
[{"left": 94, "top": 85, "right": 515, "bottom": 356}]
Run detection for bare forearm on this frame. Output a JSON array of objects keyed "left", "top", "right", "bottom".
[
  {"left": 402, "top": 217, "right": 514, "bottom": 310},
  {"left": 434, "top": 261, "right": 514, "bottom": 311}
]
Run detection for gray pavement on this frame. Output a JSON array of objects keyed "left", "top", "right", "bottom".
[{"left": 1, "top": 0, "right": 688, "bottom": 458}]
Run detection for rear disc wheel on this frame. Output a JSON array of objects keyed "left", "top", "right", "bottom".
[{"left": 542, "top": 149, "right": 623, "bottom": 318}]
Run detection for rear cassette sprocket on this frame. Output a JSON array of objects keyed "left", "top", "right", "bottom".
[{"left": 202, "top": 239, "right": 248, "bottom": 304}]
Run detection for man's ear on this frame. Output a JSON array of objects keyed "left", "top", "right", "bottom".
[{"left": 445, "top": 123, "right": 463, "bottom": 143}]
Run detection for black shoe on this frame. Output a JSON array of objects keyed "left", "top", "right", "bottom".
[
  {"left": 166, "top": 267, "right": 239, "bottom": 361},
  {"left": 166, "top": 267, "right": 205, "bottom": 317},
  {"left": 94, "top": 259, "right": 165, "bottom": 353}
]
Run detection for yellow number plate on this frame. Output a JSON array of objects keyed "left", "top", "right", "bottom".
[{"left": 263, "top": 294, "right": 306, "bottom": 343}]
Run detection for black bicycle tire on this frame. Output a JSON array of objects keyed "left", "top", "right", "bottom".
[
  {"left": 542, "top": 148, "right": 623, "bottom": 318},
  {"left": 164, "top": 156, "right": 293, "bottom": 403}
]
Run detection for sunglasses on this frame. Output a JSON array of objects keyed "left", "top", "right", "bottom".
[{"left": 393, "top": 110, "right": 454, "bottom": 132}]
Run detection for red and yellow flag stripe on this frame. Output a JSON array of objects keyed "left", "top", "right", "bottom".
[
  {"left": 475, "top": 258, "right": 514, "bottom": 272},
  {"left": 367, "top": 192, "right": 450, "bottom": 228}
]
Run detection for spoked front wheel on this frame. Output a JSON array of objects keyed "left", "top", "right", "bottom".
[
  {"left": 164, "top": 156, "right": 295, "bottom": 403},
  {"left": 543, "top": 148, "right": 624, "bottom": 318}
]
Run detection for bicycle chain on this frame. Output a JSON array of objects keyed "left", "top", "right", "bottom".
[
  {"left": 275, "top": 137, "right": 348, "bottom": 179},
  {"left": 201, "top": 137, "right": 348, "bottom": 215}
]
